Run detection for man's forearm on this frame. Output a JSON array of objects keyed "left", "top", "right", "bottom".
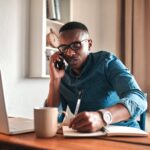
[
  {"left": 104, "top": 104, "right": 131, "bottom": 124},
  {"left": 46, "top": 79, "right": 61, "bottom": 107}
]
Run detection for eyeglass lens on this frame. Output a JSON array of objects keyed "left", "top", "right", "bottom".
[{"left": 58, "top": 39, "right": 88, "bottom": 53}]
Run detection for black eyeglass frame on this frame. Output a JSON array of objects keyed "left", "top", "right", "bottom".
[{"left": 57, "top": 39, "right": 89, "bottom": 54}]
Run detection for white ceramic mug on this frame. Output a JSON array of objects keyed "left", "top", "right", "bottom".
[{"left": 34, "top": 107, "right": 66, "bottom": 138}]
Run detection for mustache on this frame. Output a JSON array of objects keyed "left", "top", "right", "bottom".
[{"left": 64, "top": 56, "right": 78, "bottom": 62}]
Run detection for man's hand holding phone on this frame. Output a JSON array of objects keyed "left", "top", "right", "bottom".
[{"left": 49, "top": 52, "right": 65, "bottom": 80}]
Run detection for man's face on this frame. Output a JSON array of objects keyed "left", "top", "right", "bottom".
[{"left": 58, "top": 29, "right": 92, "bottom": 74}]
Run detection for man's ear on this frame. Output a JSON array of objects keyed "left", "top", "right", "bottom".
[{"left": 88, "top": 39, "right": 92, "bottom": 50}]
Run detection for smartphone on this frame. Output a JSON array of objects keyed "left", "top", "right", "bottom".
[
  {"left": 54, "top": 57, "right": 66, "bottom": 70},
  {"left": 46, "top": 49, "right": 66, "bottom": 70}
]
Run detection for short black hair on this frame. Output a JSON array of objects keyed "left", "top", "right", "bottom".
[{"left": 59, "top": 21, "right": 88, "bottom": 33}]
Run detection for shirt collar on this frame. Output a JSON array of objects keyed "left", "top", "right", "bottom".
[{"left": 67, "top": 53, "right": 92, "bottom": 78}]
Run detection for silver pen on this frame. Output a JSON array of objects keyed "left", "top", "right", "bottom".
[{"left": 74, "top": 91, "right": 82, "bottom": 116}]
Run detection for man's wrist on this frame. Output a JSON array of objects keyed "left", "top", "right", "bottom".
[
  {"left": 50, "top": 78, "right": 61, "bottom": 85},
  {"left": 98, "top": 110, "right": 113, "bottom": 126}
]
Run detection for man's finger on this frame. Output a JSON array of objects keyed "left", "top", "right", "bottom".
[{"left": 69, "top": 112, "right": 90, "bottom": 128}]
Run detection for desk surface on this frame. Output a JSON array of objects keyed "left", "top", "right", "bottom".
[{"left": 0, "top": 132, "right": 150, "bottom": 150}]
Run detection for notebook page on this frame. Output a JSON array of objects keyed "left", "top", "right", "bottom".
[
  {"left": 104, "top": 125, "right": 148, "bottom": 137},
  {"left": 63, "top": 126, "right": 106, "bottom": 137}
]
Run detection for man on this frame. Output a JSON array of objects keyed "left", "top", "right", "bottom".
[{"left": 45, "top": 21, "right": 147, "bottom": 132}]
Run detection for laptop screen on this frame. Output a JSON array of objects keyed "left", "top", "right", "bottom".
[{"left": 0, "top": 71, "right": 10, "bottom": 133}]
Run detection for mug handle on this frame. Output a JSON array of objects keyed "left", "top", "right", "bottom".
[{"left": 57, "top": 111, "right": 68, "bottom": 129}]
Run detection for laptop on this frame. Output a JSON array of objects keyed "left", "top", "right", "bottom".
[{"left": 0, "top": 70, "right": 34, "bottom": 135}]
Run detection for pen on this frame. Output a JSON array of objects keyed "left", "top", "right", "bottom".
[{"left": 74, "top": 91, "right": 82, "bottom": 116}]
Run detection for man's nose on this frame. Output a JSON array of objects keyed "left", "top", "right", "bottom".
[{"left": 65, "top": 48, "right": 76, "bottom": 56}]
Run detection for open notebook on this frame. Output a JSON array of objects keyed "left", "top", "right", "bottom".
[{"left": 63, "top": 125, "right": 148, "bottom": 137}]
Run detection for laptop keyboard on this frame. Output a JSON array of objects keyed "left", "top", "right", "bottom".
[{"left": 8, "top": 117, "right": 34, "bottom": 132}]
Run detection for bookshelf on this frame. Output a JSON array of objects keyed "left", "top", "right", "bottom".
[{"left": 29, "top": 0, "right": 72, "bottom": 78}]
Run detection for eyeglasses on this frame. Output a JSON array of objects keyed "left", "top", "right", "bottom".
[{"left": 58, "top": 39, "right": 89, "bottom": 54}]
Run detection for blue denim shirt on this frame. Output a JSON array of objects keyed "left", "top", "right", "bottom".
[{"left": 59, "top": 51, "right": 147, "bottom": 128}]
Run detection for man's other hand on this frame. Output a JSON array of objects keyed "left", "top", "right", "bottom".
[{"left": 69, "top": 111, "right": 105, "bottom": 132}]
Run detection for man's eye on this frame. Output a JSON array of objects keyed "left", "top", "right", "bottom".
[{"left": 71, "top": 42, "right": 81, "bottom": 49}]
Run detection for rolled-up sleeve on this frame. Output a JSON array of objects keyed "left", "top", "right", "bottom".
[{"left": 105, "top": 54, "right": 147, "bottom": 120}]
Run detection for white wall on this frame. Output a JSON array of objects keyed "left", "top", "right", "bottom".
[
  {"left": 0, "top": 0, "right": 49, "bottom": 119},
  {"left": 72, "top": 0, "right": 119, "bottom": 55}
]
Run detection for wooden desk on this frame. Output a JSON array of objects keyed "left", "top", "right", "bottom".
[{"left": 0, "top": 132, "right": 150, "bottom": 150}]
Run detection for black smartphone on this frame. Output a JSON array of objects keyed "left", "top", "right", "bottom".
[
  {"left": 46, "top": 49, "right": 66, "bottom": 70},
  {"left": 54, "top": 57, "right": 66, "bottom": 70},
  {"left": 54, "top": 52, "right": 67, "bottom": 70}
]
